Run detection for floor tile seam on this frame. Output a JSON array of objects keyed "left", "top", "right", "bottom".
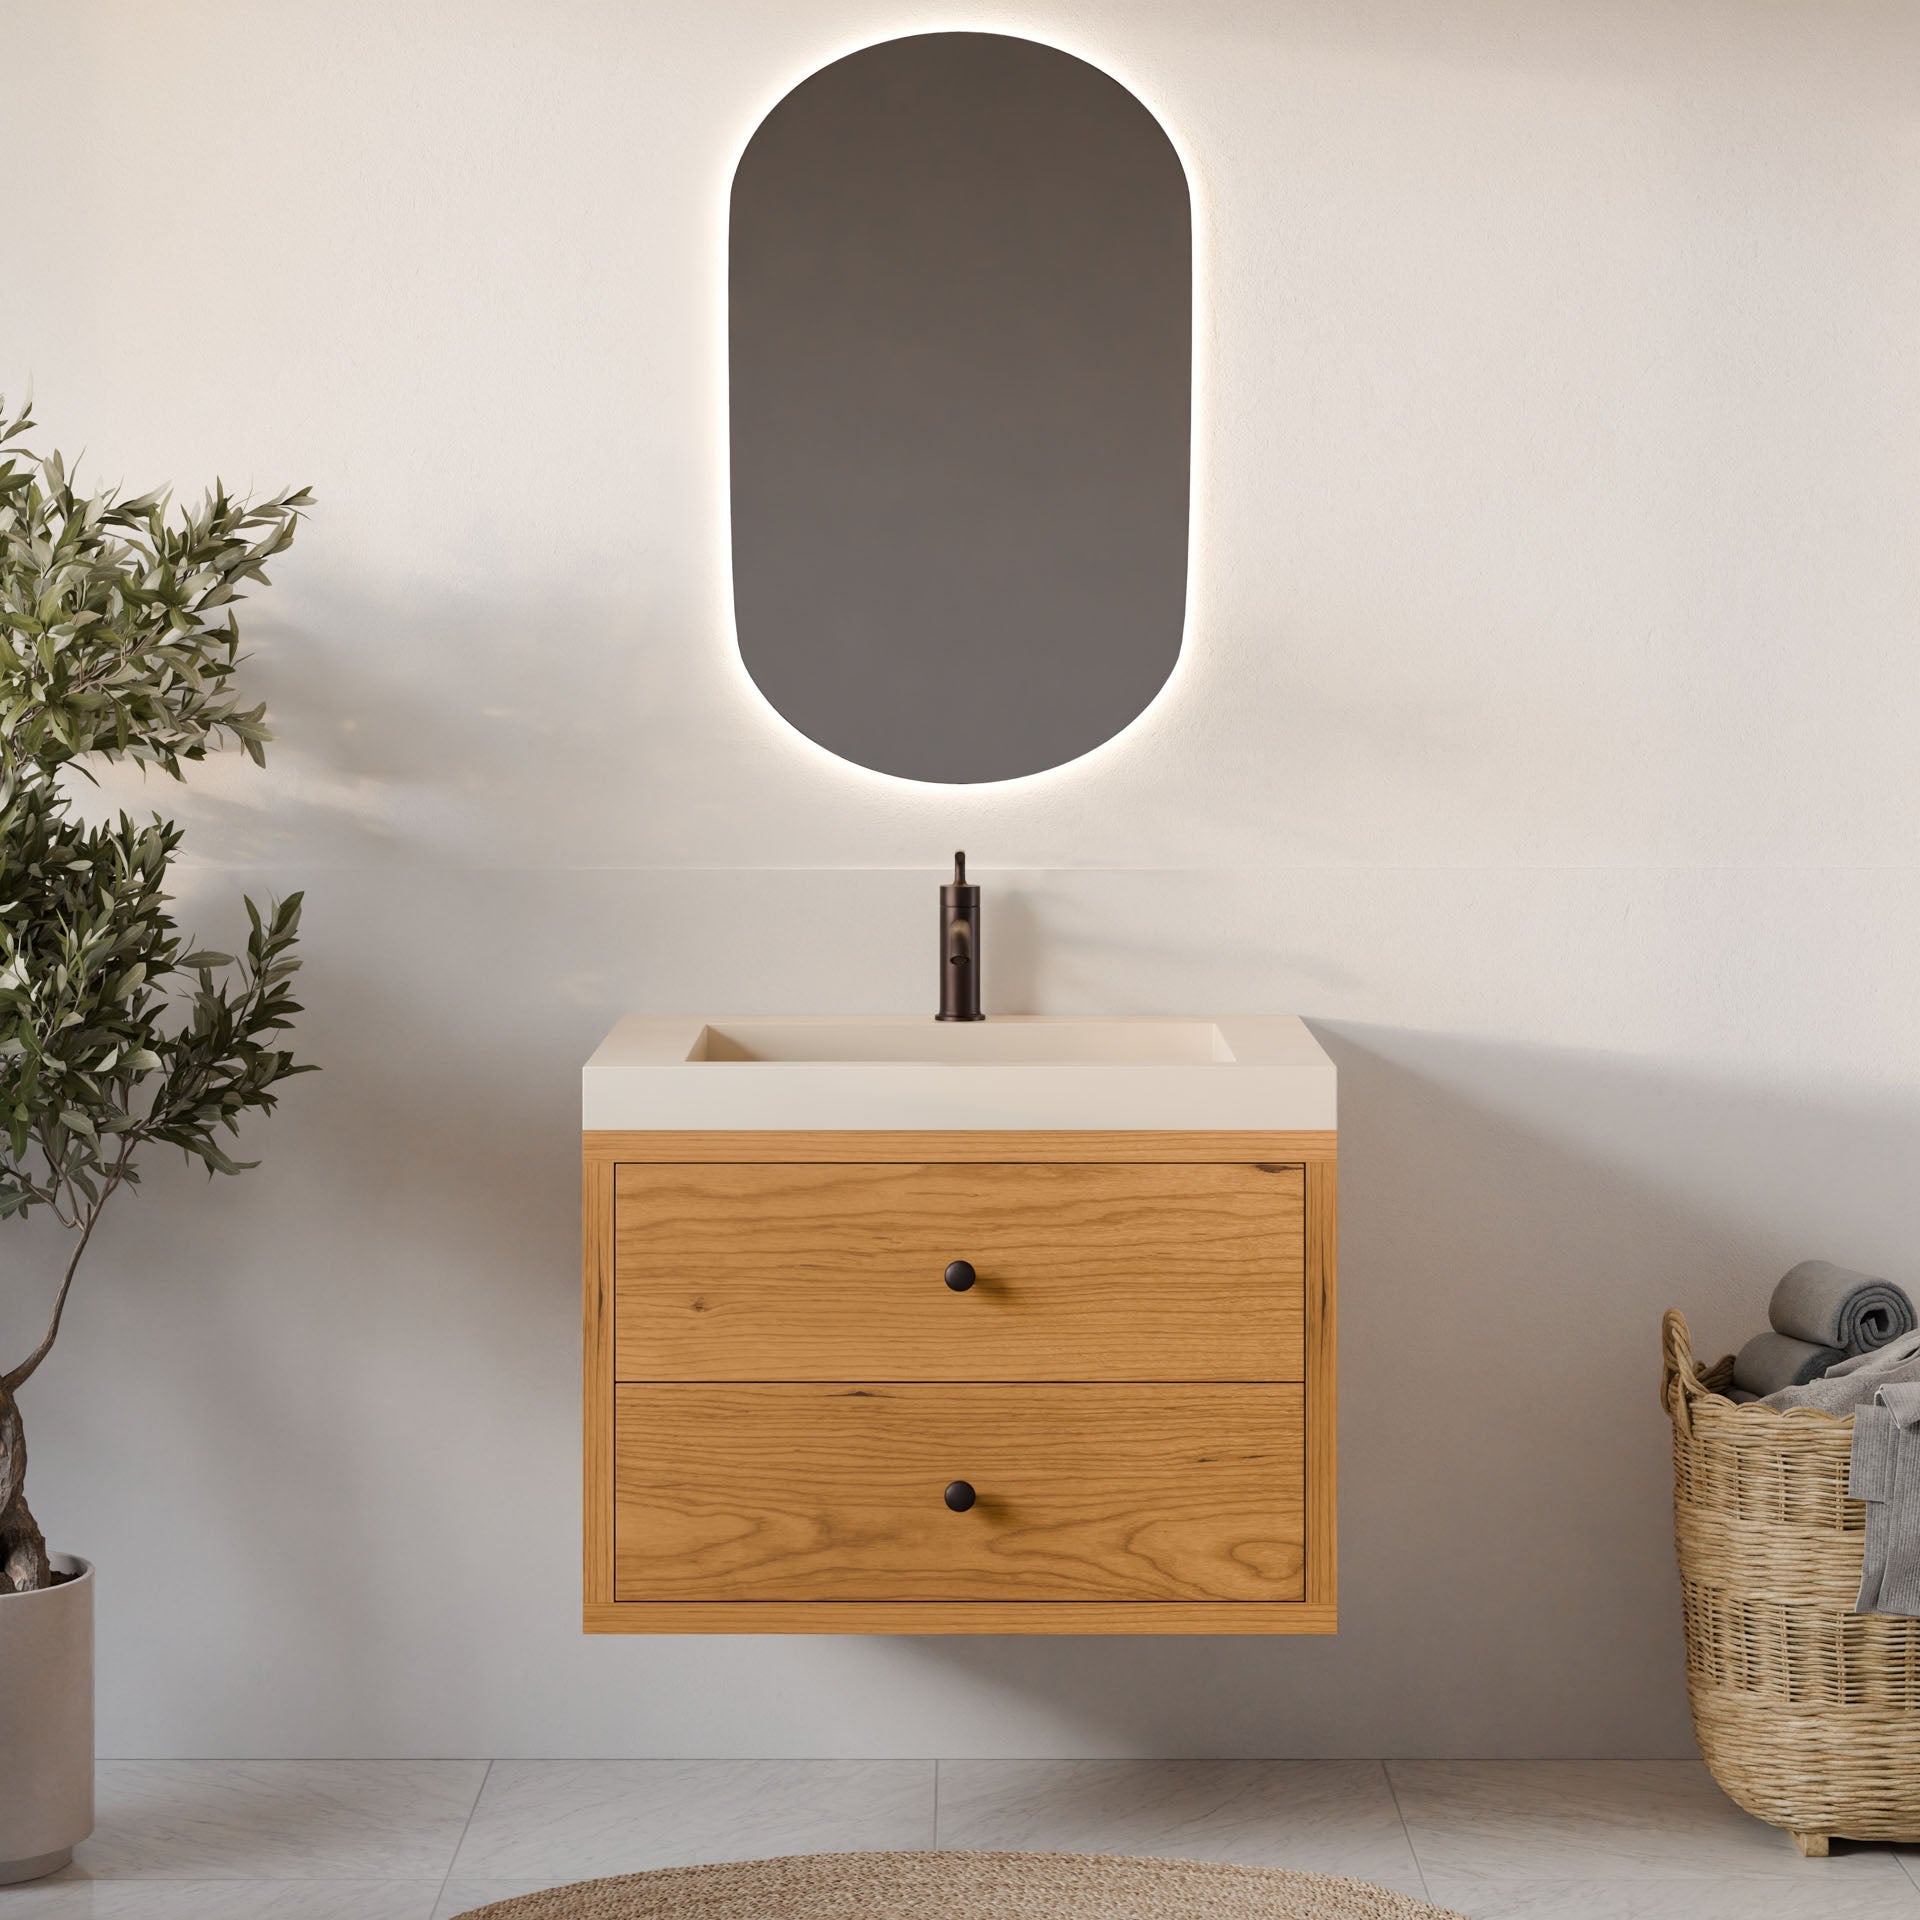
[
  {"left": 50, "top": 1871, "right": 461, "bottom": 1883},
  {"left": 1378, "top": 1759, "right": 1433, "bottom": 1901},
  {"left": 438, "top": 1759, "right": 495, "bottom": 1900}
]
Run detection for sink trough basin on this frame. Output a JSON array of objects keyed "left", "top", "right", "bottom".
[{"left": 584, "top": 1016, "right": 1334, "bottom": 1133}]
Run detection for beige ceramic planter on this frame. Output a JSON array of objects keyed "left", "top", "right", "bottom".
[{"left": 0, "top": 1554, "right": 93, "bottom": 1883}]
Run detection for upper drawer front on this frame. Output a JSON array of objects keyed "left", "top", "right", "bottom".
[
  {"left": 614, "top": 1161, "right": 1303, "bottom": 1382},
  {"left": 613, "top": 1382, "right": 1305, "bottom": 1603}
]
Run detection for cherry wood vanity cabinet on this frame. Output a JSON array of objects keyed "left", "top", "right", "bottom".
[{"left": 583, "top": 1127, "right": 1336, "bottom": 1635}]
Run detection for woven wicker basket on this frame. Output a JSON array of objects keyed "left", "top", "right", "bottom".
[{"left": 1663, "top": 1308, "right": 1920, "bottom": 1856}]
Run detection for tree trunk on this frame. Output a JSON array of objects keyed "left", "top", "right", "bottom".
[{"left": 0, "top": 1381, "right": 50, "bottom": 1594}]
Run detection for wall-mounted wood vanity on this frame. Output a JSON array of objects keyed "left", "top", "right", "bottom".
[{"left": 582, "top": 1018, "right": 1336, "bottom": 1635}]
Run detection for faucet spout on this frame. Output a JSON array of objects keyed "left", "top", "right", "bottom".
[{"left": 937, "top": 850, "right": 983, "bottom": 1022}]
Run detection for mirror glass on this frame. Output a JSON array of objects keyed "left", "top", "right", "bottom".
[{"left": 730, "top": 31, "right": 1192, "bottom": 784}]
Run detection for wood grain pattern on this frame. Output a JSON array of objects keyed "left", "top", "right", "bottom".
[
  {"left": 615, "top": 1161, "right": 1303, "bottom": 1382},
  {"left": 583, "top": 1126, "right": 1336, "bottom": 1636},
  {"left": 586, "top": 1129, "right": 1336, "bottom": 1164},
  {"left": 1304, "top": 1152, "right": 1337, "bottom": 1610},
  {"left": 582, "top": 1155, "right": 616, "bottom": 1607},
  {"left": 613, "top": 1382, "right": 1303, "bottom": 1603},
  {"left": 584, "top": 1600, "right": 1338, "bottom": 1635}
]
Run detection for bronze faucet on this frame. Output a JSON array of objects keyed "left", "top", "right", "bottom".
[{"left": 937, "top": 851, "right": 983, "bottom": 1021}]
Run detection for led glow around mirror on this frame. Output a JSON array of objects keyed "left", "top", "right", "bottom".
[{"left": 729, "top": 31, "right": 1193, "bottom": 784}]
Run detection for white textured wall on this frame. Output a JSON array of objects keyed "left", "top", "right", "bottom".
[{"left": 4, "top": 0, "right": 1919, "bottom": 1757}]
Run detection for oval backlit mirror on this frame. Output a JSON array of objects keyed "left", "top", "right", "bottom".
[{"left": 729, "top": 32, "right": 1192, "bottom": 784}]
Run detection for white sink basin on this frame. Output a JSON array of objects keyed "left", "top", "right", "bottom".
[
  {"left": 695, "top": 1018, "right": 1229, "bottom": 1065},
  {"left": 584, "top": 1016, "right": 1334, "bottom": 1132}
]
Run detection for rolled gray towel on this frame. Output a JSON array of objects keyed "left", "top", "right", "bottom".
[
  {"left": 1772, "top": 1259, "right": 1916, "bottom": 1354},
  {"left": 1733, "top": 1328, "right": 1846, "bottom": 1397}
]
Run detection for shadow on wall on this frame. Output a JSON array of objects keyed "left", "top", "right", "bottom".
[
  {"left": 37, "top": 923, "right": 1920, "bottom": 1756},
  {"left": 16, "top": 873, "right": 613, "bottom": 1756},
  {"left": 71, "top": 574, "right": 708, "bottom": 872},
  {"left": 905, "top": 1025, "right": 1920, "bottom": 1757}
]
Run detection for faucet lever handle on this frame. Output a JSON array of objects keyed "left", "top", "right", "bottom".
[{"left": 953, "top": 851, "right": 967, "bottom": 885}]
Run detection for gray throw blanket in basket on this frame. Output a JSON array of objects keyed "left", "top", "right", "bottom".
[
  {"left": 1760, "top": 1329, "right": 1920, "bottom": 1413},
  {"left": 1730, "top": 1261, "right": 1918, "bottom": 1398},
  {"left": 1738, "top": 1332, "right": 1920, "bottom": 1620},
  {"left": 1851, "top": 1382, "right": 1920, "bottom": 1618}
]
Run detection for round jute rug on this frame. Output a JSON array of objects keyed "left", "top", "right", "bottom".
[{"left": 450, "top": 1850, "right": 1463, "bottom": 1920}]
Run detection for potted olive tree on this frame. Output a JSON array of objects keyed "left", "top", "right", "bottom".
[{"left": 0, "top": 402, "right": 313, "bottom": 1881}]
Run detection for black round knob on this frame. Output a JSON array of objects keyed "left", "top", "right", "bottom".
[
  {"left": 944, "top": 1261, "right": 976, "bottom": 1292},
  {"left": 944, "top": 1480, "right": 976, "bottom": 1512}
]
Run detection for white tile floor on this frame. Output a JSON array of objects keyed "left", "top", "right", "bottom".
[{"left": 4, "top": 1760, "right": 1918, "bottom": 1919}]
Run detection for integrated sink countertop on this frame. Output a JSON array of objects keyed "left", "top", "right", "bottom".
[{"left": 583, "top": 1016, "right": 1335, "bottom": 1132}]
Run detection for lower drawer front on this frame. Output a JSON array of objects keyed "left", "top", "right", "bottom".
[{"left": 613, "top": 1383, "right": 1304, "bottom": 1604}]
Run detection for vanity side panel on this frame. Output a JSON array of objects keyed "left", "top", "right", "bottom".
[
  {"left": 1305, "top": 1152, "right": 1337, "bottom": 1614},
  {"left": 583, "top": 1154, "right": 617, "bottom": 1610}
]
